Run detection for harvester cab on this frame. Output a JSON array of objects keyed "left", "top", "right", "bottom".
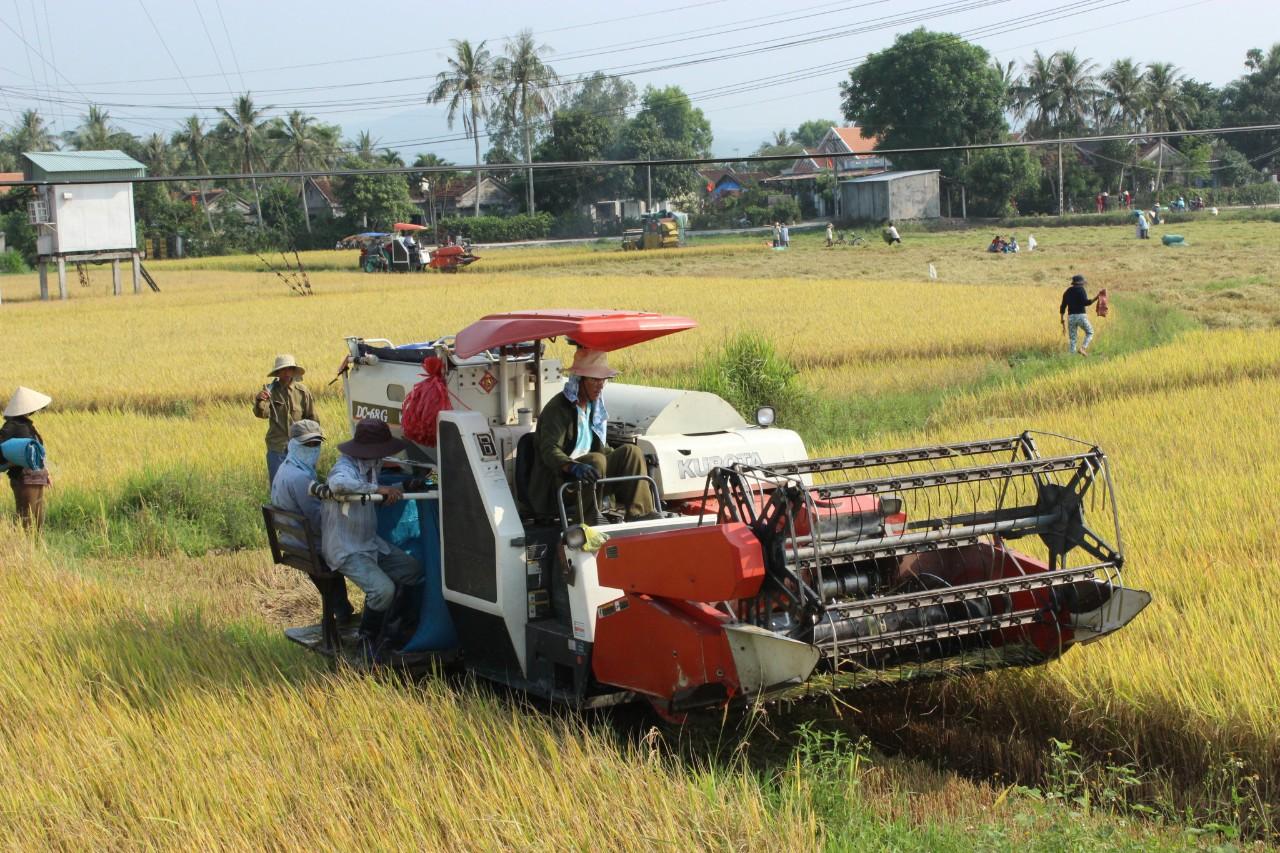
[
  {"left": 622, "top": 210, "right": 687, "bottom": 250},
  {"left": 283, "top": 309, "right": 1150, "bottom": 720}
]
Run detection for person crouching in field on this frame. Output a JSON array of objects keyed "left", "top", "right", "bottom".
[
  {"left": 1060, "top": 274, "right": 1099, "bottom": 356},
  {"left": 883, "top": 222, "right": 901, "bottom": 245},
  {"left": 253, "top": 354, "right": 316, "bottom": 487},
  {"left": 1, "top": 386, "right": 52, "bottom": 531},
  {"left": 270, "top": 419, "right": 355, "bottom": 624}
]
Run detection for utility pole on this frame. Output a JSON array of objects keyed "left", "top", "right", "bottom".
[
  {"left": 1057, "top": 138, "right": 1065, "bottom": 217},
  {"left": 961, "top": 148, "right": 968, "bottom": 219},
  {"left": 646, "top": 164, "right": 653, "bottom": 212}
]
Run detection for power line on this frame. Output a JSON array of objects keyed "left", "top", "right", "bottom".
[
  {"left": 4, "top": 124, "right": 1276, "bottom": 187},
  {"left": 212, "top": 0, "right": 247, "bottom": 92}
]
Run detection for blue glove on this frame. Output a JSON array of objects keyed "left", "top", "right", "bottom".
[{"left": 568, "top": 462, "right": 601, "bottom": 483}]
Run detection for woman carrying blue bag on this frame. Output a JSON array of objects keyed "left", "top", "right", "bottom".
[{"left": 1, "top": 386, "right": 52, "bottom": 531}]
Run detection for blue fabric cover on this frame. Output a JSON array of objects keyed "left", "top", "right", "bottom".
[
  {"left": 374, "top": 471, "right": 458, "bottom": 652},
  {"left": 1, "top": 438, "right": 45, "bottom": 470}
]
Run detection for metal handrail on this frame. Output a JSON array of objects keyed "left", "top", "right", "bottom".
[{"left": 556, "top": 474, "right": 662, "bottom": 530}]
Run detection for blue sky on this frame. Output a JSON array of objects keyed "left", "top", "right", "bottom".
[{"left": 0, "top": 0, "right": 1274, "bottom": 161}]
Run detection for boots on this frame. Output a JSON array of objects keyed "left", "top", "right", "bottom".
[
  {"left": 356, "top": 607, "right": 387, "bottom": 665},
  {"left": 382, "top": 583, "right": 424, "bottom": 651}
]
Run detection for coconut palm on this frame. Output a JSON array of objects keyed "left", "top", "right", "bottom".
[
  {"left": 428, "top": 39, "right": 493, "bottom": 217},
  {"left": 171, "top": 115, "right": 216, "bottom": 232},
  {"left": 1101, "top": 58, "right": 1146, "bottom": 131},
  {"left": 139, "top": 133, "right": 171, "bottom": 176},
  {"left": 1050, "top": 50, "right": 1100, "bottom": 135},
  {"left": 1014, "top": 50, "right": 1059, "bottom": 137},
  {"left": 270, "top": 110, "right": 332, "bottom": 234},
  {"left": 10, "top": 109, "right": 57, "bottom": 154},
  {"left": 494, "top": 29, "right": 559, "bottom": 214},
  {"left": 216, "top": 93, "right": 271, "bottom": 226},
  {"left": 64, "top": 105, "right": 123, "bottom": 150},
  {"left": 350, "top": 130, "right": 379, "bottom": 163},
  {"left": 1143, "top": 62, "right": 1189, "bottom": 190},
  {"left": 991, "top": 57, "right": 1019, "bottom": 113}
]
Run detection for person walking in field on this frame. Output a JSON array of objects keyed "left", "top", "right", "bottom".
[
  {"left": 780, "top": 222, "right": 790, "bottom": 248},
  {"left": 1, "top": 386, "right": 52, "bottom": 531},
  {"left": 1060, "top": 274, "right": 1099, "bottom": 356},
  {"left": 253, "top": 354, "right": 316, "bottom": 486},
  {"left": 825, "top": 222, "right": 834, "bottom": 247}
]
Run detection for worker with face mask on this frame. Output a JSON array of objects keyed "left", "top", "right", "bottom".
[
  {"left": 321, "top": 418, "right": 424, "bottom": 656},
  {"left": 254, "top": 354, "right": 317, "bottom": 487},
  {"left": 270, "top": 419, "right": 356, "bottom": 623}
]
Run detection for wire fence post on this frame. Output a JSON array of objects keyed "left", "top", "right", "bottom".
[
  {"left": 646, "top": 164, "right": 653, "bottom": 212},
  {"left": 1057, "top": 138, "right": 1065, "bottom": 217}
]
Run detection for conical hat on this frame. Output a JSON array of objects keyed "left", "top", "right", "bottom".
[{"left": 4, "top": 386, "right": 52, "bottom": 418}]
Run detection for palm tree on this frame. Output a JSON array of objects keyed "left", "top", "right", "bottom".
[
  {"left": 1014, "top": 50, "right": 1059, "bottom": 138},
  {"left": 10, "top": 109, "right": 56, "bottom": 154},
  {"left": 270, "top": 110, "right": 328, "bottom": 234},
  {"left": 1051, "top": 50, "right": 1100, "bottom": 135},
  {"left": 139, "top": 133, "right": 171, "bottom": 176},
  {"left": 350, "top": 130, "right": 379, "bottom": 163},
  {"left": 64, "top": 105, "right": 121, "bottom": 150},
  {"left": 428, "top": 39, "right": 493, "bottom": 217},
  {"left": 1101, "top": 58, "right": 1146, "bottom": 131},
  {"left": 216, "top": 93, "right": 271, "bottom": 226},
  {"left": 378, "top": 149, "right": 405, "bottom": 167},
  {"left": 494, "top": 29, "right": 559, "bottom": 214},
  {"left": 1143, "top": 62, "right": 1189, "bottom": 191},
  {"left": 171, "top": 115, "right": 216, "bottom": 232},
  {"left": 991, "top": 57, "right": 1019, "bottom": 113}
]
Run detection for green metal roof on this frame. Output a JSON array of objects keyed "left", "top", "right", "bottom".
[{"left": 23, "top": 150, "right": 147, "bottom": 182}]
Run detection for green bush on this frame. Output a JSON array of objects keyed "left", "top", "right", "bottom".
[
  {"left": 696, "top": 332, "right": 806, "bottom": 425},
  {"left": 437, "top": 212, "right": 554, "bottom": 243},
  {"left": 0, "top": 248, "right": 29, "bottom": 274}
]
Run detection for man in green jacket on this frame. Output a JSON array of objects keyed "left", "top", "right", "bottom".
[
  {"left": 527, "top": 348, "right": 657, "bottom": 525},
  {"left": 253, "top": 354, "right": 316, "bottom": 486}
]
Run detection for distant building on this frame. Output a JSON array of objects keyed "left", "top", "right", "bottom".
[
  {"left": 416, "top": 176, "right": 518, "bottom": 219},
  {"left": 764, "top": 125, "right": 892, "bottom": 217},
  {"left": 697, "top": 168, "right": 763, "bottom": 201},
  {"left": 22, "top": 149, "right": 147, "bottom": 300},
  {"left": 838, "top": 170, "right": 941, "bottom": 221},
  {"left": 303, "top": 177, "right": 342, "bottom": 220},
  {"left": 0, "top": 171, "right": 22, "bottom": 197},
  {"left": 175, "top": 187, "right": 255, "bottom": 223}
]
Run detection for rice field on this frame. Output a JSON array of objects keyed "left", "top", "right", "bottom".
[{"left": 2, "top": 218, "right": 1278, "bottom": 846}]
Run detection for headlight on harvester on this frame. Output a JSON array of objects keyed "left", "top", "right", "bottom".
[{"left": 755, "top": 406, "right": 775, "bottom": 427}]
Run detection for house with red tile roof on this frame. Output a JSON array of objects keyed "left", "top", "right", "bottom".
[{"left": 764, "top": 126, "right": 892, "bottom": 216}]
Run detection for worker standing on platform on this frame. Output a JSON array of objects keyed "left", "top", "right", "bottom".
[
  {"left": 1, "top": 386, "right": 53, "bottom": 531},
  {"left": 253, "top": 354, "right": 316, "bottom": 486}
]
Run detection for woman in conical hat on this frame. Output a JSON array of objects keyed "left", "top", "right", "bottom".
[{"left": 1, "top": 386, "right": 53, "bottom": 531}]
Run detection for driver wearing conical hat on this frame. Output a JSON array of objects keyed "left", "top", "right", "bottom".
[{"left": 1, "top": 386, "right": 53, "bottom": 532}]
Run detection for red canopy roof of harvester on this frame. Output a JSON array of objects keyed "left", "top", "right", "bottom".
[{"left": 453, "top": 309, "right": 696, "bottom": 359}]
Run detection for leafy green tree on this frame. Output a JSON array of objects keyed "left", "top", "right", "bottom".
[
  {"left": 791, "top": 119, "right": 836, "bottom": 148},
  {"left": 494, "top": 29, "right": 559, "bottom": 214},
  {"left": 567, "top": 72, "right": 636, "bottom": 129},
  {"left": 960, "top": 147, "right": 1041, "bottom": 216},
  {"left": 335, "top": 157, "right": 415, "bottom": 229},
  {"left": 1221, "top": 43, "right": 1280, "bottom": 170},
  {"left": 1178, "top": 78, "right": 1221, "bottom": 130},
  {"left": 530, "top": 108, "right": 618, "bottom": 215},
  {"left": 429, "top": 39, "right": 493, "bottom": 217},
  {"left": 1212, "top": 143, "right": 1261, "bottom": 186},
  {"left": 614, "top": 85, "right": 712, "bottom": 203},
  {"left": 841, "top": 29, "right": 1007, "bottom": 180}
]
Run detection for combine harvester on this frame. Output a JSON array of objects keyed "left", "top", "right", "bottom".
[{"left": 276, "top": 310, "right": 1149, "bottom": 719}]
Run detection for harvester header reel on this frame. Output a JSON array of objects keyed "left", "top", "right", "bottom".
[{"left": 702, "top": 432, "right": 1142, "bottom": 688}]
